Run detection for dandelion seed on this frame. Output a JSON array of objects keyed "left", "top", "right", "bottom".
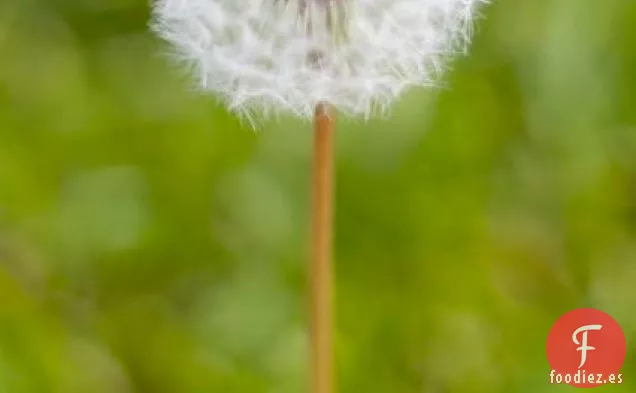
[{"left": 151, "top": 0, "right": 487, "bottom": 123}]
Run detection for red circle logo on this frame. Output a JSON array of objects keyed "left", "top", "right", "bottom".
[{"left": 546, "top": 308, "right": 626, "bottom": 388}]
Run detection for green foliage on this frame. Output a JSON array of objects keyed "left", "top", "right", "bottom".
[{"left": 0, "top": 0, "right": 635, "bottom": 392}]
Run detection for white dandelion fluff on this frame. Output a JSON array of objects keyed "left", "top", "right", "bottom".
[{"left": 151, "top": 0, "right": 487, "bottom": 122}]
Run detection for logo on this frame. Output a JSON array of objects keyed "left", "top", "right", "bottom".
[{"left": 546, "top": 308, "right": 626, "bottom": 388}]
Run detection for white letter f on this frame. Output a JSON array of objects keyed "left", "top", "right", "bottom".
[{"left": 572, "top": 324, "right": 602, "bottom": 368}]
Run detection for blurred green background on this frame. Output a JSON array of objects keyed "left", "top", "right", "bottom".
[{"left": 1, "top": 0, "right": 635, "bottom": 392}]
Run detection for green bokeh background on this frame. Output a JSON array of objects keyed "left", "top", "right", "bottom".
[{"left": 1, "top": 0, "right": 635, "bottom": 392}]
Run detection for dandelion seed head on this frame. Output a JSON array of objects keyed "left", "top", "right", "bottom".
[{"left": 151, "top": 0, "right": 487, "bottom": 123}]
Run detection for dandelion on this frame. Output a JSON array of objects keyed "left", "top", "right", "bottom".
[
  {"left": 151, "top": 1, "right": 487, "bottom": 393},
  {"left": 151, "top": 0, "right": 486, "bottom": 122}
]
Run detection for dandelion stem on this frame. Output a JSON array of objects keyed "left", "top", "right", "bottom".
[{"left": 311, "top": 102, "right": 334, "bottom": 393}]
